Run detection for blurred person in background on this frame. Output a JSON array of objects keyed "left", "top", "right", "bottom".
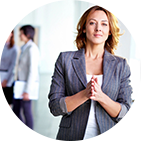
[
  {"left": 48, "top": 5, "right": 132, "bottom": 140},
  {"left": 13, "top": 25, "right": 39, "bottom": 129},
  {"left": 0, "top": 31, "right": 17, "bottom": 108}
]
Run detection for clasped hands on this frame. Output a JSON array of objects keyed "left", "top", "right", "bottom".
[{"left": 85, "top": 75, "right": 105, "bottom": 102}]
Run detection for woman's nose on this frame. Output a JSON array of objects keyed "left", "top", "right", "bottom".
[{"left": 95, "top": 24, "right": 101, "bottom": 32}]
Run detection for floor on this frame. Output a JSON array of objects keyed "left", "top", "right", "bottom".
[{"left": 0, "top": 74, "right": 141, "bottom": 141}]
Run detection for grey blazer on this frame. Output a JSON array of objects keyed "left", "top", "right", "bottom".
[
  {"left": 48, "top": 48, "right": 132, "bottom": 140},
  {"left": 17, "top": 40, "right": 39, "bottom": 95}
]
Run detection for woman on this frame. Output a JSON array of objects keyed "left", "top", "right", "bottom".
[
  {"left": 48, "top": 6, "right": 132, "bottom": 140},
  {"left": 13, "top": 25, "right": 39, "bottom": 129},
  {"left": 0, "top": 31, "right": 17, "bottom": 107}
]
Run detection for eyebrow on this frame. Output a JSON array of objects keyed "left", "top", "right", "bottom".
[{"left": 88, "top": 19, "right": 108, "bottom": 22}]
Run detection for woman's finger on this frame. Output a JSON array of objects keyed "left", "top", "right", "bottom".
[
  {"left": 90, "top": 95, "right": 96, "bottom": 100},
  {"left": 90, "top": 91, "right": 97, "bottom": 100},
  {"left": 94, "top": 77, "right": 98, "bottom": 84}
]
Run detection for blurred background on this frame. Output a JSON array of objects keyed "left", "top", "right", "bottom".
[{"left": 1, "top": 0, "right": 140, "bottom": 139}]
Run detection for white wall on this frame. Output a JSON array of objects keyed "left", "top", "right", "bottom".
[
  {"left": 15, "top": 0, "right": 76, "bottom": 73},
  {"left": 0, "top": 0, "right": 75, "bottom": 73},
  {"left": 130, "top": 21, "right": 141, "bottom": 97}
]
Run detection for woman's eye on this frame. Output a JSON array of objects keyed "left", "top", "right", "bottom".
[
  {"left": 102, "top": 23, "right": 107, "bottom": 26},
  {"left": 90, "top": 22, "right": 96, "bottom": 25}
]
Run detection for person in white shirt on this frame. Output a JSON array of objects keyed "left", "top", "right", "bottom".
[
  {"left": 13, "top": 25, "right": 39, "bottom": 129},
  {"left": 0, "top": 31, "right": 17, "bottom": 107}
]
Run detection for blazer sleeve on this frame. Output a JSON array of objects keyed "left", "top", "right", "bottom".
[
  {"left": 48, "top": 52, "right": 68, "bottom": 116},
  {"left": 115, "top": 58, "right": 133, "bottom": 122},
  {"left": 4, "top": 47, "right": 17, "bottom": 81}
]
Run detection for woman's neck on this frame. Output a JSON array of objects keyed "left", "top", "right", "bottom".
[
  {"left": 25, "top": 39, "right": 30, "bottom": 44},
  {"left": 85, "top": 43, "right": 104, "bottom": 59}
]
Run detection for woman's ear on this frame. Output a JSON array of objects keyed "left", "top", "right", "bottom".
[
  {"left": 83, "top": 29, "right": 86, "bottom": 33},
  {"left": 108, "top": 30, "right": 111, "bottom": 36}
]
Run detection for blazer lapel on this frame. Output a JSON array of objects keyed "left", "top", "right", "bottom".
[
  {"left": 101, "top": 50, "right": 117, "bottom": 93},
  {"left": 72, "top": 48, "right": 87, "bottom": 88},
  {"left": 72, "top": 48, "right": 118, "bottom": 91}
]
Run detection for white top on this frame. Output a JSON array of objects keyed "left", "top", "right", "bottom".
[{"left": 83, "top": 74, "right": 103, "bottom": 140}]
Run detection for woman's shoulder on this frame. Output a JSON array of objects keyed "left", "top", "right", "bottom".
[
  {"left": 105, "top": 49, "right": 129, "bottom": 68},
  {"left": 55, "top": 50, "right": 78, "bottom": 63},
  {"left": 12, "top": 44, "right": 18, "bottom": 53},
  {"left": 30, "top": 41, "right": 38, "bottom": 48},
  {"left": 61, "top": 50, "right": 78, "bottom": 54},
  {"left": 112, "top": 54, "right": 130, "bottom": 69},
  {"left": 113, "top": 54, "right": 126, "bottom": 61},
  {"left": 59, "top": 50, "right": 78, "bottom": 58},
  {"left": 29, "top": 42, "right": 39, "bottom": 52},
  {"left": 113, "top": 54, "right": 128, "bottom": 64}
]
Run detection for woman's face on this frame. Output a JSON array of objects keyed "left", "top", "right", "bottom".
[
  {"left": 1, "top": 27, "right": 13, "bottom": 42},
  {"left": 19, "top": 30, "right": 28, "bottom": 42},
  {"left": 84, "top": 10, "right": 110, "bottom": 47}
]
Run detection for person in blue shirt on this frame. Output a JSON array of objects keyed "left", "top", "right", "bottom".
[{"left": 0, "top": 30, "right": 17, "bottom": 108}]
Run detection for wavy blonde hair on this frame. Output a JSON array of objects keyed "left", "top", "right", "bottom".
[{"left": 75, "top": 5, "right": 123, "bottom": 54}]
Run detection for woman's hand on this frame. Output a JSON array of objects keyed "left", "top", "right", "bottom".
[
  {"left": 89, "top": 76, "right": 105, "bottom": 102},
  {"left": 84, "top": 79, "right": 94, "bottom": 99},
  {"left": 22, "top": 92, "right": 30, "bottom": 101},
  {"left": 1, "top": 80, "right": 7, "bottom": 87},
  {"left": 89, "top": 76, "right": 121, "bottom": 117}
]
